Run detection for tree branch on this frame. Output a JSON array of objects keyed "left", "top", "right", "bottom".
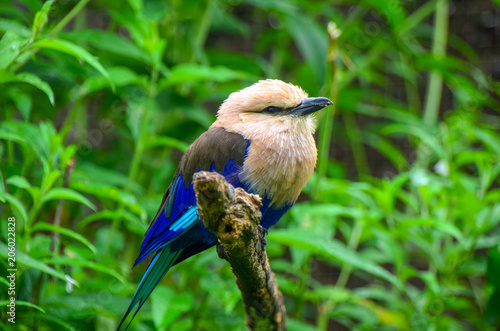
[{"left": 192, "top": 171, "right": 286, "bottom": 331}]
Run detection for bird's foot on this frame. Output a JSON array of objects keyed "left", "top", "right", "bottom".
[{"left": 258, "top": 225, "right": 268, "bottom": 248}]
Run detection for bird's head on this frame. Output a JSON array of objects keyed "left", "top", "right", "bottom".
[{"left": 213, "top": 79, "right": 332, "bottom": 138}]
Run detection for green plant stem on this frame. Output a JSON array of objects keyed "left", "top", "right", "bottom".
[
  {"left": 423, "top": 0, "right": 449, "bottom": 125},
  {"left": 127, "top": 69, "right": 159, "bottom": 189},
  {"left": 107, "top": 68, "right": 159, "bottom": 255},
  {"left": 50, "top": 0, "right": 90, "bottom": 37},
  {"left": 191, "top": 0, "right": 214, "bottom": 64},
  {"left": 313, "top": 22, "right": 340, "bottom": 202},
  {"left": 269, "top": 37, "right": 286, "bottom": 78},
  {"left": 317, "top": 301, "right": 333, "bottom": 331},
  {"left": 316, "top": 98, "right": 335, "bottom": 183},
  {"left": 329, "top": 218, "right": 363, "bottom": 316},
  {"left": 75, "top": 99, "right": 87, "bottom": 145},
  {"left": 73, "top": 4, "right": 87, "bottom": 31},
  {"left": 50, "top": 159, "right": 75, "bottom": 258},
  {"left": 295, "top": 257, "right": 312, "bottom": 321},
  {"left": 399, "top": 53, "right": 421, "bottom": 114},
  {"left": 12, "top": 0, "right": 90, "bottom": 72},
  {"left": 344, "top": 113, "right": 370, "bottom": 180},
  {"left": 335, "top": 219, "right": 363, "bottom": 290},
  {"left": 397, "top": 0, "right": 441, "bottom": 36},
  {"left": 24, "top": 201, "right": 41, "bottom": 252},
  {"left": 7, "top": 141, "right": 14, "bottom": 165}
]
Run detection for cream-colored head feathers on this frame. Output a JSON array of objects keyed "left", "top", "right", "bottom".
[
  {"left": 211, "top": 79, "right": 320, "bottom": 207},
  {"left": 218, "top": 79, "right": 308, "bottom": 115},
  {"left": 212, "top": 79, "right": 317, "bottom": 140}
]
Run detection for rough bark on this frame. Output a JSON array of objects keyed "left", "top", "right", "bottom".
[{"left": 192, "top": 171, "right": 286, "bottom": 331}]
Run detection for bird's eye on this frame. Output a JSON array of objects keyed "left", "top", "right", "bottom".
[{"left": 262, "top": 106, "right": 283, "bottom": 114}]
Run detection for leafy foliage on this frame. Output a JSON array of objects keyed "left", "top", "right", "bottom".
[{"left": 1, "top": 0, "right": 499, "bottom": 330}]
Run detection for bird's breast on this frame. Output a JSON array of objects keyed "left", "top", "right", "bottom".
[{"left": 238, "top": 119, "right": 317, "bottom": 207}]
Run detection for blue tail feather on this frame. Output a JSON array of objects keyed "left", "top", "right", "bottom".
[
  {"left": 118, "top": 246, "right": 183, "bottom": 330},
  {"left": 119, "top": 207, "right": 201, "bottom": 330}
]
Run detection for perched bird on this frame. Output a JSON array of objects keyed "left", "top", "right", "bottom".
[{"left": 119, "top": 79, "right": 332, "bottom": 329}]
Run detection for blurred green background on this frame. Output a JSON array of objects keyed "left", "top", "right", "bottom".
[{"left": 1, "top": 0, "right": 500, "bottom": 330}]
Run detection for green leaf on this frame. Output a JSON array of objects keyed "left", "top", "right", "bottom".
[
  {"left": 32, "top": 38, "right": 114, "bottom": 91},
  {"left": 486, "top": 288, "right": 500, "bottom": 327},
  {"left": 159, "top": 64, "right": 255, "bottom": 88},
  {"left": 78, "top": 210, "right": 123, "bottom": 229},
  {"left": 41, "top": 187, "right": 97, "bottom": 211},
  {"left": 31, "top": 222, "right": 97, "bottom": 254},
  {"left": 287, "top": 319, "right": 322, "bottom": 331},
  {"left": 69, "top": 180, "right": 144, "bottom": 219},
  {"left": 17, "top": 72, "right": 55, "bottom": 106},
  {"left": 363, "top": 132, "right": 408, "bottom": 169},
  {"left": 284, "top": 11, "right": 328, "bottom": 85},
  {"left": 0, "top": 31, "right": 30, "bottom": 70},
  {"left": 291, "top": 203, "right": 379, "bottom": 220},
  {"left": 0, "top": 242, "right": 71, "bottom": 284},
  {"left": 363, "top": 0, "right": 406, "bottom": 28},
  {"left": 183, "top": 105, "right": 216, "bottom": 128},
  {"left": 122, "top": 210, "right": 148, "bottom": 234},
  {"left": 474, "top": 127, "right": 500, "bottom": 157},
  {"left": 77, "top": 209, "right": 147, "bottom": 235},
  {"left": 39, "top": 120, "right": 57, "bottom": 156},
  {"left": 417, "top": 270, "right": 440, "bottom": 295},
  {"left": 42, "top": 256, "right": 125, "bottom": 283},
  {"left": 0, "top": 129, "right": 27, "bottom": 144},
  {"left": 488, "top": 246, "right": 500, "bottom": 289},
  {"left": 3, "top": 193, "right": 28, "bottom": 224},
  {"left": 304, "top": 286, "right": 354, "bottom": 303},
  {"left": 400, "top": 218, "right": 466, "bottom": 246},
  {"left": 0, "top": 122, "right": 50, "bottom": 177},
  {"left": 61, "top": 145, "right": 78, "bottom": 170},
  {"left": 5, "top": 87, "right": 32, "bottom": 120},
  {"left": 0, "top": 19, "right": 32, "bottom": 38},
  {"left": 140, "top": 0, "right": 168, "bottom": 23},
  {"left": 20, "top": 312, "right": 77, "bottom": 331},
  {"left": 206, "top": 49, "right": 263, "bottom": 75},
  {"left": 268, "top": 229, "right": 403, "bottom": 290},
  {"left": 126, "top": 99, "right": 144, "bottom": 142},
  {"left": 0, "top": 71, "right": 55, "bottom": 105},
  {"left": 32, "top": 0, "right": 55, "bottom": 38},
  {"left": 41, "top": 170, "right": 61, "bottom": 195},
  {"left": 146, "top": 135, "right": 190, "bottom": 152},
  {"left": 0, "top": 300, "right": 45, "bottom": 313},
  {"left": 415, "top": 54, "right": 467, "bottom": 76},
  {"left": 151, "top": 286, "right": 193, "bottom": 329},
  {"left": 382, "top": 123, "right": 446, "bottom": 160},
  {"left": 78, "top": 66, "right": 143, "bottom": 97},
  {"left": 62, "top": 29, "right": 150, "bottom": 64},
  {"left": 72, "top": 163, "right": 144, "bottom": 194}
]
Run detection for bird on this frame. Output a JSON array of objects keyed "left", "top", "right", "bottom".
[{"left": 118, "top": 79, "right": 333, "bottom": 329}]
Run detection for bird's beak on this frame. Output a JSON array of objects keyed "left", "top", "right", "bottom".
[{"left": 292, "top": 97, "right": 333, "bottom": 116}]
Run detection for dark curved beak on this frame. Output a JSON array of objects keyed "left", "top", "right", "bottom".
[{"left": 292, "top": 97, "right": 333, "bottom": 116}]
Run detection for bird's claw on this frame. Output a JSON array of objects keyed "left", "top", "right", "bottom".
[{"left": 258, "top": 225, "right": 268, "bottom": 247}]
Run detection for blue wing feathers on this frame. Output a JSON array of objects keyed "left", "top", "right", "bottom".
[
  {"left": 122, "top": 135, "right": 294, "bottom": 329},
  {"left": 135, "top": 158, "right": 242, "bottom": 266},
  {"left": 134, "top": 206, "right": 198, "bottom": 266}
]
